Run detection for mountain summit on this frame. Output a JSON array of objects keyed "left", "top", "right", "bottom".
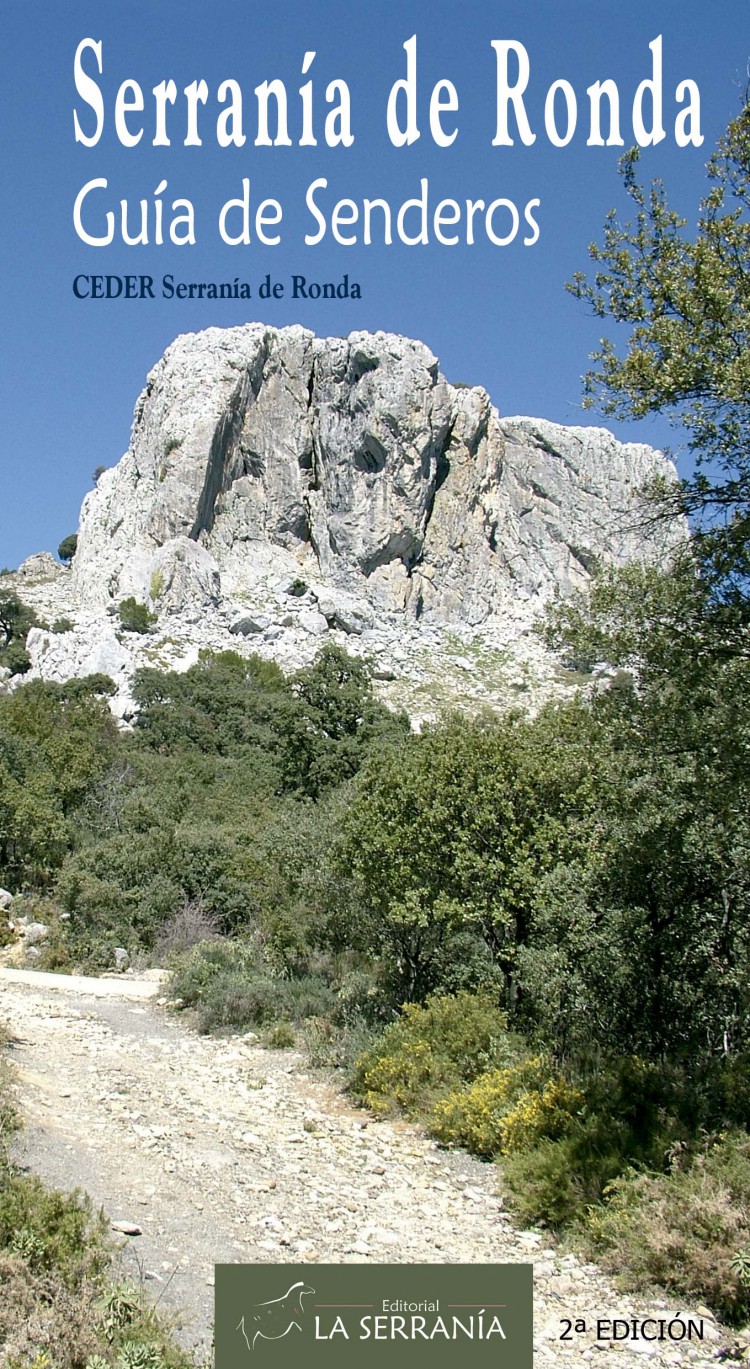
[{"left": 12, "top": 325, "right": 680, "bottom": 718}]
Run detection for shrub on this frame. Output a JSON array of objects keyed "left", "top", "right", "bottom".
[
  {"left": 584, "top": 1131, "right": 750, "bottom": 1324},
  {"left": 501, "top": 1134, "right": 598, "bottom": 1229},
  {"left": 349, "top": 991, "right": 520, "bottom": 1116},
  {"left": 0, "top": 1249, "right": 193, "bottom": 1368},
  {"left": 498, "top": 1057, "right": 685, "bottom": 1231},
  {"left": 168, "top": 939, "right": 336, "bottom": 1033},
  {"left": 118, "top": 598, "right": 155, "bottom": 634},
  {"left": 168, "top": 938, "right": 263, "bottom": 1008},
  {"left": 332, "top": 970, "right": 392, "bottom": 1030},
  {"left": 149, "top": 569, "right": 166, "bottom": 603},
  {"left": 0, "top": 597, "right": 36, "bottom": 672},
  {"left": 152, "top": 898, "right": 223, "bottom": 963},
  {"left": 0, "top": 1253, "right": 103, "bottom": 1369},
  {"left": 302, "top": 1015, "right": 338, "bottom": 1067},
  {"left": 0, "top": 638, "right": 31, "bottom": 674},
  {"left": 191, "top": 969, "right": 336, "bottom": 1033},
  {"left": 0, "top": 909, "right": 15, "bottom": 950},
  {"left": 353, "top": 1038, "right": 449, "bottom": 1115},
  {"left": 430, "top": 1059, "right": 582, "bottom": 1158},
  {"left": 0, "top": 1173, "right": 109, "bottom": 1289},
  {"left": 266, "top": 1021, "right": 296, "bottom": 1049},
  {"left": 52, "top": 617, "right": 74, "bottom": 633},
  {"left": 197, "top": 972, "right": 287, "bottom": 1030},
  {"left": 57, "top": 534, "right": 78, "bottom": 565}
]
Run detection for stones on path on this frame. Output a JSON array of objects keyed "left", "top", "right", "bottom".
[{"left": 3, "top": 979, "right": 732, "bottom": 1369}]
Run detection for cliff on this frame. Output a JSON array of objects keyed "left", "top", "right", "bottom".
[{"left": 11, "top": 324, "right": 681, "bottom": 719}]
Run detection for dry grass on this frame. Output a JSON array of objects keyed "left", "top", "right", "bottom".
[
  {"left": 585, "top": 1133, "right": 750, "bottom": 1324},
  {"left": 0, "top": 1252, "right": 102, "bottom": 1367},
  {"left": 152, "top": 899, "right": 224, "bottom": 964}
]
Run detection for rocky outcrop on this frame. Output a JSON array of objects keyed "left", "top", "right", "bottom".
[
  {"left": 72, "top": 325, "right": 678, "bottom": 622},
  {"left": 14, "top": 552, "right": 66, "bottom": 583},
  {"left": 15, "top": 324, "right": 682, "bottom": 720}
]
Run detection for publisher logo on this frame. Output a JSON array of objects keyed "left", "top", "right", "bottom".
[
  {"left": 216, "top": 1263, "right": 533, "bottom": 1368},
  {"left": 237, "top": 1280, "right": 316, "bottom": 1353}
]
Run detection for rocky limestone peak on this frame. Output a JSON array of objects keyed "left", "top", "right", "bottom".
[
  {"left": 72, "top": 324, "right": 678, "bottom": 622},
  {"left": 13, "top": 324, "right": 683, "bottom": 722}
]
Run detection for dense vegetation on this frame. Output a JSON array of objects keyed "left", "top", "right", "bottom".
[
  {"left": 3, "top": 614, "right": 750, "bottom": 1318},
  {"left": 1, "top": 98, "right": 749, "bottom": 1328}
]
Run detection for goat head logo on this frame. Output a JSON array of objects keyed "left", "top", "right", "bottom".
[{"left": 237, "top": 1280, "right": 316, "bottom": 1352}]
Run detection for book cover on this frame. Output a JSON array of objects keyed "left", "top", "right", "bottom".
[{"left": 1, "top": 3, "right": 748, "bottom": 1366}]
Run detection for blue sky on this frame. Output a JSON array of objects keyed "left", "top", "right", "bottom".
[{"left": 1, "top": 1, "right": 748, "bottom": 567}]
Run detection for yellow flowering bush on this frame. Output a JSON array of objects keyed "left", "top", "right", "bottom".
[
  {"left": 356, "top": 1037, "right": 445, "bottom": 1115},
  {"left": 500, "top": 1078, "right": 584, "bottom": 1153},
  {"left": 350, "top": 991, "right": 520, "bottom": 1116},
  {"left": 430, "top": 1058, "right": 582, "bottom": 1158}
]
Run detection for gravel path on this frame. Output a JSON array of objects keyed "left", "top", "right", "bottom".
[{"left": 0, "top": 970, "right": 730, "bottom": 1366}]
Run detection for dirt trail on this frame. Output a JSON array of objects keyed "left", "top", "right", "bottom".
[{"left": 0, "top": 969, "right": 728, "bottom": 1365}]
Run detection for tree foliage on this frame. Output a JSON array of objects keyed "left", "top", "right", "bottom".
[
  {"left": 57, "top": 534, "right": 78, "bottom": 565},
  {"left": 337, "top": 710, "right": 602, "bottom": 1003},
  {"left": 542, "top": 558, "right": 750, "bottom": 1060},
  {"left": 568, "top": 100, "right": 750, "bottom": 598},
  {"left": 282, "top": 643, "right": 410, "bottom": 798},
  {"left": 550, "top": 97, "right": 750, "bottom": 1062},
  {"left": 0, "top": 592, "right": 37, "bottom": 676},
  {"left": 0, "top": 680, "right": 117, "bottom": 886},
  {"left": 0, "top": 645, "right": 406, "bottom": 963}
]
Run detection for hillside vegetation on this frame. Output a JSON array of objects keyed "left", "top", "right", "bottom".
[{"left": 1, "top": 589, "right": 750, "bottom": 1321}]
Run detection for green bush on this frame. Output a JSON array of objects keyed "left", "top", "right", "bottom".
[
  {"left": 0, "top": 637, "right": 31, "bottom": 675},
  {"left": 0, "top": 1246, "right": 193, "bottom": 1368},
  {"left": 584, "top": 1131, "right": 750, "bottom": 1325},
  {"left": 0, "top": 1173, "right": 109, "bottom": 1288},
  {"left": 349, "top": 991, "right": 521, "bottom": 1116},
  {"left": 266, "top": 1021, "right": 296, "bottom": 1049},
  {"left": 331, "top": 970, "right": 392, "bottom": 1030},
  {"left": 197, "top": 972, "right": 287, "bottom": 1030},
  {"left": 498, "top": 1056, "right": 685, "bottom": 1231},
  {"left": 168, "top": 939, "right": 336, "bottom": 1033},
  {"left": 501, "top": 1123, "right": 629, "bottom": 1229},
  {"left": 149, "top": 569, "right": 166, "bottom": 603},
  {"left": 118, "top": 598, "right": 155, "bottom": 634},
  {"left": 193, "top": 970, "right": 335, "bottom": 1034},
  {"left": 57, "top": 534, "right": 78, "bottom": 565},
  {"left": 168, "top": 938, "right": 264, "bottom": 1007}
]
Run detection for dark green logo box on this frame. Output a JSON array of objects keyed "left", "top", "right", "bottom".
[{"left": 215, "top": 1262, "right": 533, "bottom": 1368}]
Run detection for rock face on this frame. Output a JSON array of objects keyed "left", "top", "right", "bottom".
[
  {"left": 72, "top": 324, "right": 677, "bottom": 620},
  {"left": 17, "top": 324, "right": 682, "bottom": 720}
]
